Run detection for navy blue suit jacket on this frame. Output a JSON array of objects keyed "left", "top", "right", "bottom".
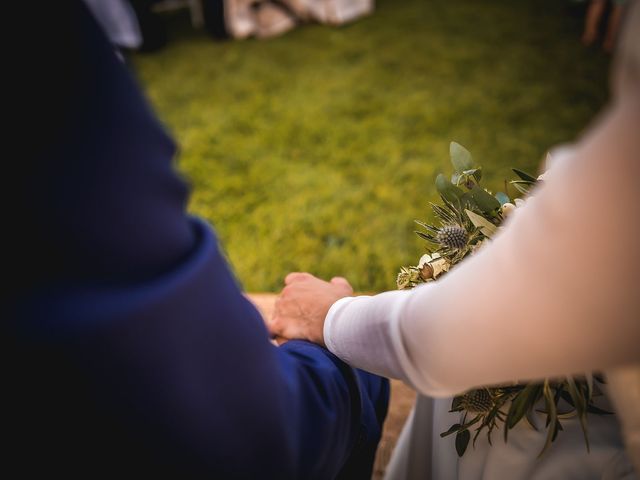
[{"left": 5, "top": 3, "right": 388, "bottom": 478}]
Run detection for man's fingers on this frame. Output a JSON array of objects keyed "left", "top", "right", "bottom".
[
  {"left": 330, "top": 276, "right": 353, "bottom": 293},
  {"left": 268, "top": 315, "right": 292, "bottom": 340},
  {"left": 266, "top": 315, "right": 279, "bottom": 336},
  {"left": 269, "top": 295, "right": 300, "bottom": 338},
  {"left": 268, "top": 297, "right": 287, "bottom": 334},
  {"left": 285, "top": 272, "right": 315, "bottom": 285}
]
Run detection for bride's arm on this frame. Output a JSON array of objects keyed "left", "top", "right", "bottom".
[{"left": 322, "top": 96, "right": 640, "bottom": 397}]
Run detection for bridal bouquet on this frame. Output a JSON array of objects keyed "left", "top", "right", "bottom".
[{"left": 397, "top": 142, "right": 610, "bottom": 457}]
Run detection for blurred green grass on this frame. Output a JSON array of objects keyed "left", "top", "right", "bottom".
[{"left": 133, "top": 0, "right": 609, "bottom": 292}]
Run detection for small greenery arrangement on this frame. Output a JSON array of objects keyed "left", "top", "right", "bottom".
[{"left": 397, "top": 142, "right": 611, "bottom": 458}]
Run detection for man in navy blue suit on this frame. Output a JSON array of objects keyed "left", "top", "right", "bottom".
[{"left": 5, "top": 3, "right": 388, "bottom": 477}]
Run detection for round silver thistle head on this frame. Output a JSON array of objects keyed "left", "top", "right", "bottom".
[{"left": 437, "top": 224, "right": 468, "bottom": 250}]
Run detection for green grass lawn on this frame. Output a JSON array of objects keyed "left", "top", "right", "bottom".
[{"left": 133, "top": 0, "right": 609, "bottom": 292}]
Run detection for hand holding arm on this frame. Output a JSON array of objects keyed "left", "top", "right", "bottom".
[{"left": 269, "top": 272, "right": 353, "bottom": 346}]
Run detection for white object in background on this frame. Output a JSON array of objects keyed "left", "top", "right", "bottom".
[
  {"left": 224, "top": 0, "right": 259, "bottom": 39},
  {"left": 316, "top": 0, "right": 375, "bottom": 25},
  {"left": 224, "top": 0, "right": 374, "bottom": 39},
  {"left": 254, "top": 3, "right": 296, "bottom": 39},
  {"left": 224, "top": 0, "right": 296, "bottom": 39},
  {"left": 283, "top": 0, "right": 375, "bottom": 25}
]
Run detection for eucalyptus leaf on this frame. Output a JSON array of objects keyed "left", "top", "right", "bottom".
[
  {"left": 470, "top": 185, "right": 501, "bottom": 215},
  {"left": 512, "top": 168, "right": 538, "bottom": 183},
  {"left": 450, "top": 142, "right": 474, "bottom": 173},
  {"left": 505, "top": 384, "right": 542, "bottom": 442},
  {"left": 463, "top": 168, "right": 482, "bottom": 182},
  {"left": 460, "top": 192, "right": 477, "bottom": 211},
  {"left": 456, "top": 429, "right": 471, "bottom": 457},
  {"left": 441, "top": 423, "right": 462, "bottom": 438},
  {"left": 436, "top": 174, "right": 465, "bottom": 203},
  {"left": 465, "top": 209, "right": 498, "bottom": 238}
]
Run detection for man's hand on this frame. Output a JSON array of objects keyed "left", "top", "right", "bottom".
[{"left": 269, "top": 273, "right": 353, "bottom": 347}]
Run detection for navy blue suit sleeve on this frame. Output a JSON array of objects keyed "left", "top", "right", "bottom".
[{"left": 6, "top": 3, "right": 388, "bottom": 478}]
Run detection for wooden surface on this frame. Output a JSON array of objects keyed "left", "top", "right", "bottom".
[{"left": 246, "top": 294, "right": 416, "bottom": 479}]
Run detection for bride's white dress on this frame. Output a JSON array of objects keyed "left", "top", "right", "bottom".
[
  {"left": 321, "top": 5, "right": 640, "bottom": 478},
  {"left": 383, "top": 393, "right": 636, "bottom": 479}
]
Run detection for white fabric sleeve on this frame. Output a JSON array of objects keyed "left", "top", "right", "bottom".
[
  {"left": 323, "top": 99, "right": 640, "bottom": 398},
  {"left": 324, "top": 292, "right": 416, "bottom": 383}
]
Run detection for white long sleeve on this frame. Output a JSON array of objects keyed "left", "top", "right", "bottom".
[{"left": 324, "top": 98, "right": 640, "bottom": 398}]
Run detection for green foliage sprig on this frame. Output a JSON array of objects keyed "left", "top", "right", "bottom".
[{"left": 398, "top": 142, "right": 611, "bottom": 457}]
